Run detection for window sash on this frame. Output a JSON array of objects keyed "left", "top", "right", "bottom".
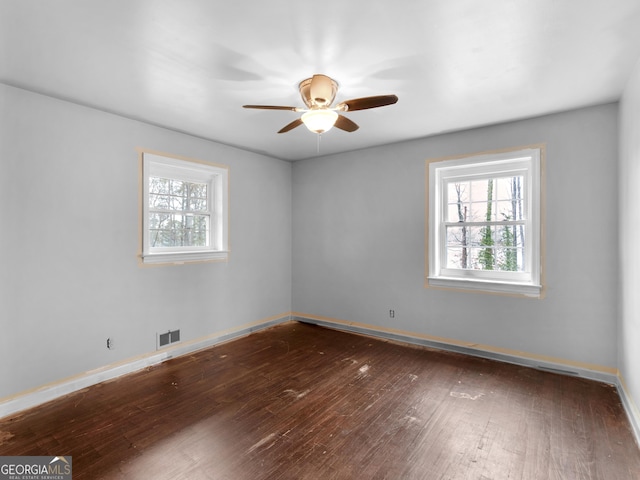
[
  {"left": 148, "top": 212, "right": 212, "bottom": 250},
  {"left": 443, "top": 221, "right": 527, "bottom": 273},
  {"left": 147, "top": 175, "right": 214, "bottom": 252}
]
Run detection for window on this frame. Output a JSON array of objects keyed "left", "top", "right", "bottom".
[
  {"left": 427, "top": 146, "right": 543, "bottom": 296},
  {"left": 141, "top": 151, "right": 229, "bottom": 265}
]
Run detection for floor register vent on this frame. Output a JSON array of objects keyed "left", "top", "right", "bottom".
[{"left": 158, "top": 329, "right": 181, "bottom": 349}]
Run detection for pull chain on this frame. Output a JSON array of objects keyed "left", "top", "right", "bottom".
[{"left": 316, "top": 133, "right": 321, "bottom": 155}]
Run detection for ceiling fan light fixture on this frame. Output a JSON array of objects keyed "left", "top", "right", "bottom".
[
  {"left": 301, "top": 109, "right": 338, "bottom": 134},
  {"left": 243, "top": 74, "right": 397, "bottom": 135}
]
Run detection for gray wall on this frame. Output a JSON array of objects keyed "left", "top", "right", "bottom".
[
  {"left": 292, "top": 103, "right": 619, "bottom": 369},
  {"left": 0, "top": 84, "right": 292, "bottom": 399},
  {"left": 0, "top": 82, "right": 626, "bottom": 406},
  {"left": 619, "top": 60, "right": 640, "bottom": 420}
]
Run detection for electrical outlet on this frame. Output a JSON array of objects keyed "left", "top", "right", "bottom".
[
  {"left": 389, "top": 309, "right": 395, "bottom": 318},
  {"left": 107, "top": 337, "right": 115, "bottom": 350}
]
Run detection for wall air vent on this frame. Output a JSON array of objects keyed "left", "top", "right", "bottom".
[{"left": 158, "top": 329, "right": 181, "bottom": 349}]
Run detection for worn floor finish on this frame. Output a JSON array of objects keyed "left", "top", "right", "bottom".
[{"left": 0, "top": 322, "right": 639, "bottom": 479}]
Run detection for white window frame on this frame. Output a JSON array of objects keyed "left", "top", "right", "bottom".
[
  {"left": 427, "top": 146, "right": 543, "bottom": 297},
  {"left": 141, "top": 151, "right": 229, "bottom": 265}
]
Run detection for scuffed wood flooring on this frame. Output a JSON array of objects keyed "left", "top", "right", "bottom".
[{"left": 1, "top": 321, "right": 639, "bottom": 479}]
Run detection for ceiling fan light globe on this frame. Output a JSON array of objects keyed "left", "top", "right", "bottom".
[{"left": 301, "top": 109, "right": 338, "bottom": 134}]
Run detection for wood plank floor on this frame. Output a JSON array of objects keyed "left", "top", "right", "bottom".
[{"left": 1, "top": 321, "right": 639, "bottom": 479}]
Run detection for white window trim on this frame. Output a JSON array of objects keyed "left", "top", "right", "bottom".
[
  {"left": 427, "top": 146, "right": 544, "bottom": 297},
  {"left": 140, "top": 151, "right": 229, "bottom": 265}
]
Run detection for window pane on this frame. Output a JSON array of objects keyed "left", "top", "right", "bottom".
[
  {"left": 494, "top": 247, "right": 524, "bottom": 272},
  {"left": 496, "top": 200, "right": 524, "bottom": 221},
  {"left": 148, "top": 176, "right": 211, "bottom": 247},
  {"left": 446, "top": 226, "right": 467, "bottom": 246},
  {"left": 149, "top": 213, "right": 173, "bottom": 247},
  {"left": 465, "top": 246, "right": 526, "bottom": 272},
  {"left": 495, "top": 224, "right": 525, "bottom": 248},
  {"left": 447, "top": 203, "right": 464, "bottom": 222},
  {"left": 495, "top": 224, "right": 525, "bottom": 271},
  {"left": 169, "top": 179, "right": 185, "bottom": 195},
  {"left": 470, "top": 179, "right": 491, "bottom": 203},
  {"left": 446, "top": 182, "right": 470, "bottom": 222},
  {"left": 467, "top": 247, "right": 493, "bottom": 270},
  {"left": 148, "top": 213, "right": 210, "bottom": 247},
  {"left": 168, "top": 193, "right": 185, "bottom": 211},
  {"left": 495, "top": 176, "right": 517, "bottom": 200},
  {"left": 446, "top": 225, "right": 525, "bottom": 272},
  {"left": 446, "top": 247, "right": 469, "bottom": 269},
  {"left": 149, "top": 177, "right": 208, "bottom": 212},
  {"left": 188, "top": 183, "right": 208, "bottom": 211},
  {"left": 149, "top": 177, "right": 170, "bottom": 195},
  {"left": 149, "top": 193, "right": 170, "bottom": 209},
  {"left": 447, "top": 182, "right": 470, "bottom": 202},
  {"left": 446, "top": 176, "right": 524, "bottom": 223},
  {"left": 445, "top": 226, "right": 472, "bottom": 269},
  {"left": 445, "top": 226, "right": 484, "bottom": 249}
]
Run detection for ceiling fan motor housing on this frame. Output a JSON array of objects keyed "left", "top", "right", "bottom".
[{"left": 299, "top": 74, "right": 338, "bottom": 108}]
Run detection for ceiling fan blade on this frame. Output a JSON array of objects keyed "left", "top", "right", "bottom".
[
  {"left": 309, "top": 74, "right": 335, "bottom": 107},
  {"left": 277, "top": 118, "right": 304, "bottom": 134},
  {"left": 334, "top": 115, "right": 359, "bottom": 132},
  {"left": 337, "top": 95, "right": 398, "bottom": 112},
  {"left": 243, "top": 105, "right": 299, "bottom": 111}
]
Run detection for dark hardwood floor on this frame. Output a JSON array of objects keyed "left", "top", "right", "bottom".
[{"left": 1, "top": 321, "right": 639, "bottom": 479}]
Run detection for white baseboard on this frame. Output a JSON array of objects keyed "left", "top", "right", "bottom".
[
  {"left": 0, "top": 315, "right": 290, "bottom": 420},
  {"left": 616, "top": 375, "right": 640, "bottom": 448}
]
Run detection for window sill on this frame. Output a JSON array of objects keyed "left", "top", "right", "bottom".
[
  {"left": 141, "top": 250, "right": 229, "bottom": 265},
  {"left": 427, "top": 276, "right": 542, "bottom": 297}
]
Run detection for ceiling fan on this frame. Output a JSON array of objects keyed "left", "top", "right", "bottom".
[{"left": 243, "top": 74, "right": 398, "bottom": 134}]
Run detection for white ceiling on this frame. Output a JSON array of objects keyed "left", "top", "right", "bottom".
[{"left": 2, "top": 1, "right": 640, "bottom": 161}]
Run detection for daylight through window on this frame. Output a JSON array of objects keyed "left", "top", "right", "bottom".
[{"left": 148, "top": 177, "right": 210, "bottom": 248}]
